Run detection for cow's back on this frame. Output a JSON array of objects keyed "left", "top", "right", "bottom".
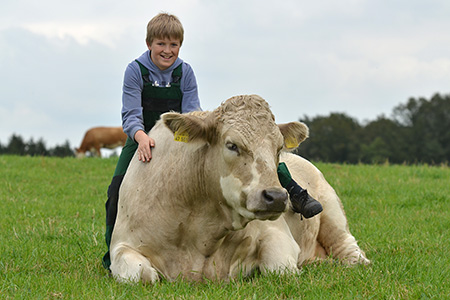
[{"left": 90, "top": 127, "right": 126, "bottom": 145}]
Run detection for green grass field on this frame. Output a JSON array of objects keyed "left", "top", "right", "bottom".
[{"left": 1, "top": 155, "right": 449, "bottom": 299}]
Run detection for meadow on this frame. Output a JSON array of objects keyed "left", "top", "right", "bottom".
[{"left": 1, "top": 155, "right": 449, "bottom": 299}]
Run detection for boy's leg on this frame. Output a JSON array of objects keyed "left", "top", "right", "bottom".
[
  {"left": 277, "top": 162, "right": 323, "bottom": 218},
  {"left": 102, "top": 138, "right": 138, "bottom": 270},
  {"left": 102, "top": 174, "right": 124, "bottom": 269}
]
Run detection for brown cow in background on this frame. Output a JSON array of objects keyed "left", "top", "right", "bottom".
[{"left": 76, "top": 127, "right": 127, "bottom": 158}]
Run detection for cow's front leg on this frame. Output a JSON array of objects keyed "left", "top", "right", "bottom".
[
  {"left": 110, "top": 243, "right": 159, "bottom": 283},
  {"left": 253, "top": 219, "right": 301, "bottom": 274}
]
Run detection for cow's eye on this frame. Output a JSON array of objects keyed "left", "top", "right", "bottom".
[{"left": 226, "top": 142, "right": 239, "bottom": 154}]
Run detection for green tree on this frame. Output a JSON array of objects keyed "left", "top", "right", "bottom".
[
  {"left": 392, "top": 93, "right": 450, "bottom": 164},
  {"left": 298, "top": 113, "right": 362, "bottom": 163},
  {"left": 49, "top": 140, "right": 75, "bottom": 157},
  {"left": 6, "top": 134, "right": 26, "bottom": 155},
  {"left": 25, "top": 138, "right": 49, "bottom": 156},
  {"left": 360, "top": 116, "right": 409, "bottom": 164}
]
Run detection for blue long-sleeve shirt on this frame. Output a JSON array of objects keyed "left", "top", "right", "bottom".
[{"left": 121, "top": 50, "right": 202, "bottom": 140}]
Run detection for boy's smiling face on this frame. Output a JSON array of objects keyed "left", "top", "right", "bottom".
[{"left": 147, "top": 37, "right": 181, "bottom": 70}]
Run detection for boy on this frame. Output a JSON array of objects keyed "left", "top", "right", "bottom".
[
  {"left": 102, "top": 13, "right": 322, "bottom": 270},
  {"left": 102, "top": 13, "right": 201, "bottom": 269}
]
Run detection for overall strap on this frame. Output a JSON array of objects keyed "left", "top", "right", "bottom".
[
  {"left": 171, "top": 63, "right": 182, "bottom": 85},
  {"left": 135, "top": 60, "right": 151, "bottom": 83},
  {"left": 135, "top": 60, "right": 182, "bottom": 85}
]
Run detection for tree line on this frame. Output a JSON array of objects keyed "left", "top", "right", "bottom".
[
  {"left": 1, "top": 93, "right": 449, "bottom": 164},
  {"left": 296, "top": 93, "right": 450, "bottom": 165},
  {"left": 0, "top": 135, "right": 74, "bottom": 157}
]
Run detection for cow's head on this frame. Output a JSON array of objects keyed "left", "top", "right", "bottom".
[
  {"left": 75, "top": 148, "right": 86, "bottom": 159},
  {"left": 162, "top": 95, "right": 308, "bottom": 229}
]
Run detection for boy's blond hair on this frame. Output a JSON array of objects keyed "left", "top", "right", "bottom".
[{"left": 146, "top": 13, "right": 184, "bottom": 46}]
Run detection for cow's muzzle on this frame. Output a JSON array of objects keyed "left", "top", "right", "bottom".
[
  {"left": 262, "top": 188, "right": 289, "bottom": 211},
  {"left": 248, "top": 188, "right": 288, "bottom": 219}
]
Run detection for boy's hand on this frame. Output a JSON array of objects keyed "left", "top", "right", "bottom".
[{"left": 134, "top": 130, "right": 155, "bottom": 162}]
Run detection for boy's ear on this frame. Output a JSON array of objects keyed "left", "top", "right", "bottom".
[{"left": 278, "top": 122, "right": 309, "bottom": 151}]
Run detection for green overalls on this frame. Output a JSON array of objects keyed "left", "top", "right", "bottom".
[{"left": 102, "top": 61, "right": 183, "bottom": 269}]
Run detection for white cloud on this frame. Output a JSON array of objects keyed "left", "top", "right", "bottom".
[{"left": 21, "top": 22, "right": 120, "bottom": 47}]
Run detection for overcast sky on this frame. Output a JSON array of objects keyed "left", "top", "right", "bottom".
[{"left": 1, "top": 0, "right": 449, "bottom": 151}]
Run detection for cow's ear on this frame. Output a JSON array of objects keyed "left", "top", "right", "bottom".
[
  {"left": 278, "top": 122, "right": 309, "bottom": 151},
  {"left": 161, "top": 112, "right": 212, "bottom": 143}
]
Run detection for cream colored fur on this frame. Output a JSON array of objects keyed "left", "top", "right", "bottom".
[{"left": 109, "top": 95, "right": 369, "bottom": 284}]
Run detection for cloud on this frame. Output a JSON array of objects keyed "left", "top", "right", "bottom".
[
  {"left": 0, "top": 27, "right": 124, "bottom": 146},
  {"left": 1, "top": 0, "right": 450, "bottom": 148}
]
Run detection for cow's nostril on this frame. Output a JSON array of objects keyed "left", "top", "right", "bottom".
[
  {"left": 263, "top": 190, "right": 275, "bottom": 203},
  {"left": 262, "top": 189, "right": 288, "bottom": 207}
]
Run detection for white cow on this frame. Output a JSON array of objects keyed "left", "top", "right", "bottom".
[{"left": 109, "top": 95, "right": 369, "bottom": 283}]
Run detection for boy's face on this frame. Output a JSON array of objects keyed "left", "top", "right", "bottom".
[{"left": 147, "top": 37, "right": 181, "bottom": 71}]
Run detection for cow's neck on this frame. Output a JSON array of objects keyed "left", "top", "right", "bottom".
[
  {"left": 161, "top": 149, "right": 234, "bottom": 256},
  {"left": 161, "top": 144, "right": 247, "bottom": 256}
]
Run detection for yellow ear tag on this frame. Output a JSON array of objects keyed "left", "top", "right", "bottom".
[
  {"left": 174, "top": 130, "right": 189, "bottom": 143},
  {"left": 285, "top": 137, "right": 299, "bottom": 149}
]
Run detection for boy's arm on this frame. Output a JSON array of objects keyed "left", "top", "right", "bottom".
[
  {"left": 121, "top": 62, "right": 145, "bottom": 141},
  {"left": 180, "top": 63, "right": 202, "bottom": 112}
]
